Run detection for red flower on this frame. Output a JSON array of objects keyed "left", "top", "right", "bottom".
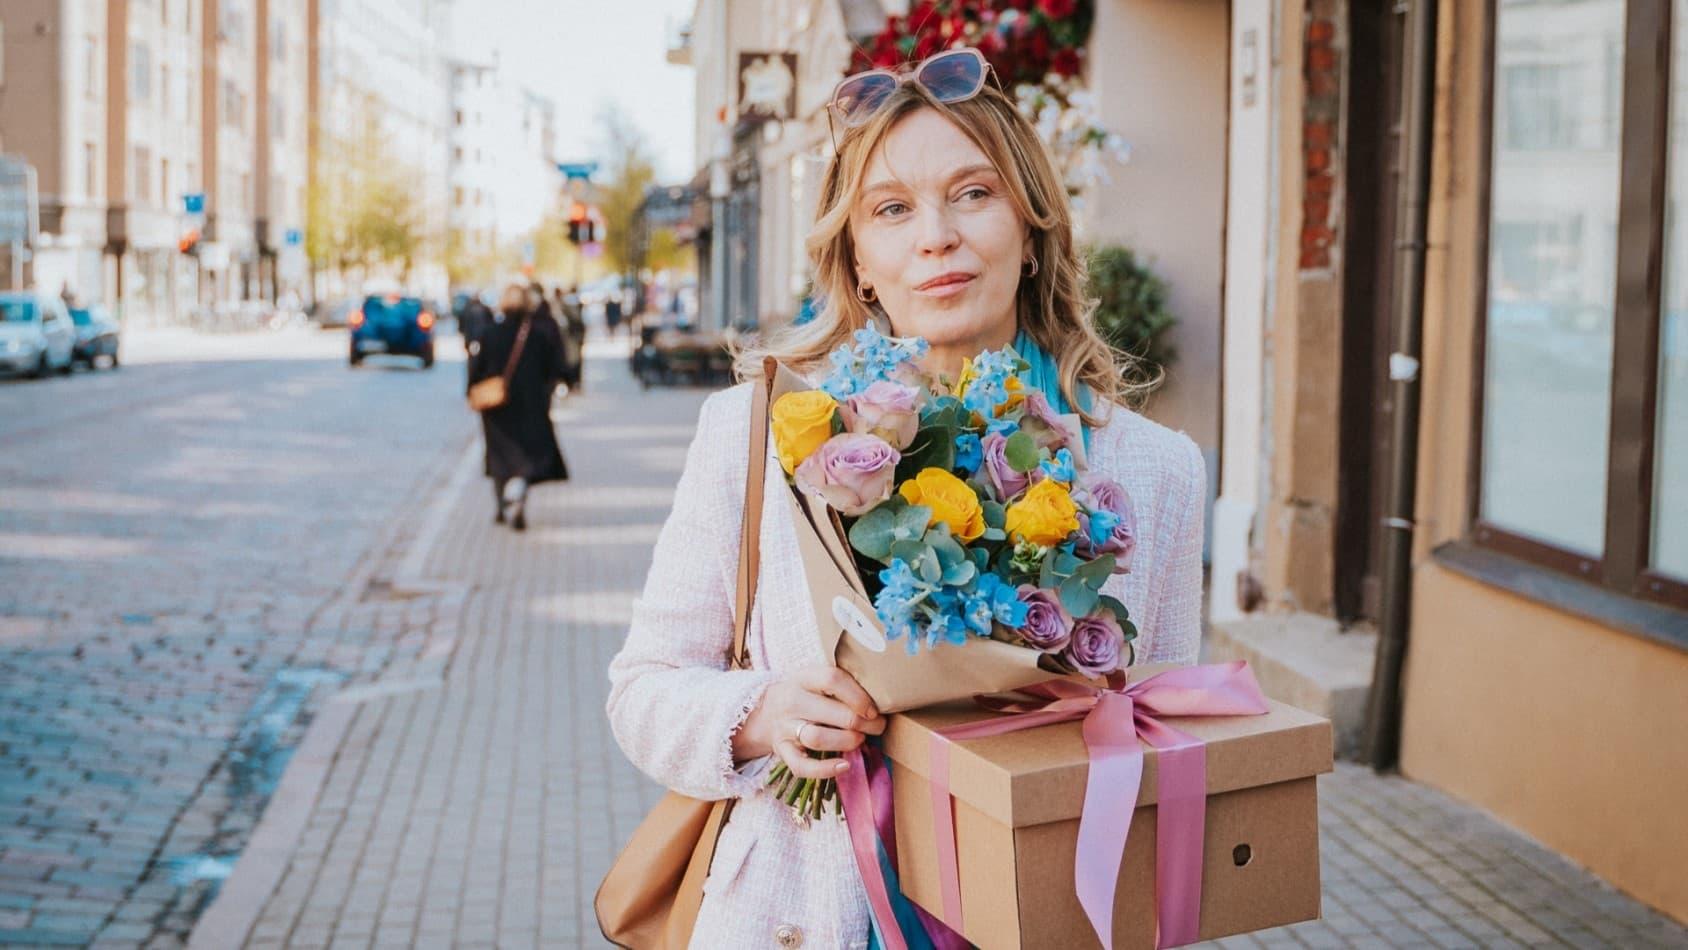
[
  {"left": 1050, "top": 47, "right": 1082, "bottom": 77},
  {"left": 1037, "top": 0, "right": 1077, "bottom": 19},
  {"left": 1005, "top": 0, "right": 1033, "bottom": 11}
]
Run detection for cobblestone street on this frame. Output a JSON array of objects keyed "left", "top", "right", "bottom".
[
  {"left": 3, "top": 330, "right": 1686, "bottom": 948},
  {"left": 0, "top": 329, "right": 477, "bottom": 947}
]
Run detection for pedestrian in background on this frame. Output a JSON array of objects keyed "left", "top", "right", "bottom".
[
  {"left": 604, "top": 291, "right": 624, "bottom": 337},
  {"left": 467, "top": 283, "right": 569, "bottom": 531},
  {"left": 459, "top": 293, "right": 493, "bottom": 344},
  {"left": 552, "top": 287, "right": 585, "bottom": 393}
]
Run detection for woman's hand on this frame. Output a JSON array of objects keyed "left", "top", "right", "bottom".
[{"left": 732, "top": 666, "right": 886, "bottom": 779}]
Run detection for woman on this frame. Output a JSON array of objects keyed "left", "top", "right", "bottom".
[
  {"left": 607, "top": 49, "right": 1205, "bottom": 947},
  {"left": 467, "top": 283, "right": 568, "bottom": 531}
]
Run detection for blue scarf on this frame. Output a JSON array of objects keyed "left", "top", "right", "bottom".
[{"left": 1014, "top": 328, "right": 1093, "bottom": 455}]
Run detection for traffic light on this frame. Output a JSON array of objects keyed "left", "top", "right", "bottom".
[{"left": 567, "top": 203, "right": 588, "bottom": 245}]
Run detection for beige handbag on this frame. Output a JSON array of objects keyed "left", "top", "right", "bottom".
[
  {"left": 467, "top": 317, "right": 532, "bottom": 412},
  {"left": 595, "top": 363, "right": 772, "bottom": 949}
]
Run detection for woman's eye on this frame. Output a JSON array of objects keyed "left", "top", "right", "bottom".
[
  {"left": 959, "top": 187, "right": 991, "bottom": 201},
  {"left": 875, "top": 202, "right": 909, "bottom": 218}
]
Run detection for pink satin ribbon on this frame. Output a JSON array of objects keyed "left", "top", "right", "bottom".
[{"left": 927, "top": 662, "right": 1270, "bottom": 949}]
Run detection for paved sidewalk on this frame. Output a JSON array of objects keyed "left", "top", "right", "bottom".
[{"left": 217, "top": 342, "right": 1688, "bottom": 949}]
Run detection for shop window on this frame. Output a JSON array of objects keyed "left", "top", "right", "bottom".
[{"left": 1476, "top": 0, "right": 1688, "bottom": 608}]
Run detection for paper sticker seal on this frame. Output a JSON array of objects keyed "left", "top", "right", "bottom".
[{"left": 832, "top": 596, "right": 887, "bottom": 653}]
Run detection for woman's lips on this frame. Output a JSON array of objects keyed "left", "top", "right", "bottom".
[{"left": 913, "top": 273, "right": 976, "bottom": 298}]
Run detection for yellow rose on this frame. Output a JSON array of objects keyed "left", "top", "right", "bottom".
[
  {"left": 899, "top": 467, "right": 986, "bottom": 542},
  {"left": 772, "top": 390, "right": 839, "bottom": 474},
  {"left": 1005, "top": 479, "right": 1080, "bottom": 546}
]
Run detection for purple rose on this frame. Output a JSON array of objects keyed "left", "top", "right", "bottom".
[
  {"left": 795, "top": 433, "right": 901, "bottom": 515},
  {"left": 1075, "top": 512, "right": 1137, "bottom": 573},
  {"left": 1064, "top": 612, "right": 1125, "bottom": 677},
  {"left": 1078, "top": 475, "right": 1132, "bottom": 517},
  {"left": 1014, "top": 585, "right": 1072, "bottom": 651},
  {"left": 981, "top": 432, "right": 1030, "bottom": 500},
  {"left": 842, "top": 380, "right": 922, "bottom": 451},
  {"left": 1018, "top": 391, "right": 1078, "bottom": 451},
  {"left": 1076, "top": 477, "right": 1137, "bottom": 572}
]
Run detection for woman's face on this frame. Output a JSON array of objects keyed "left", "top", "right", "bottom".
[{"left": 849, "top": 108, "right": 1028, "bottom": 356}]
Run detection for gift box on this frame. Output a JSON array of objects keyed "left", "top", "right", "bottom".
[{"left": 879, "top": 668, "right": 1334, "bottom": 949}]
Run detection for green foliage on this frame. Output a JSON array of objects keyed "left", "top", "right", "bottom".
[
  {"left": 1086, "top": 244, "right": 1178, "bottom": 386},
  {"left": 594, "top": 106, "right": 659, "bottom": 278},
  {"left": 307, "top": 97, "right": 432, "bottom": 282}
]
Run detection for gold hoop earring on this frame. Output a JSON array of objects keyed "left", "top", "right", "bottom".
[
  {"left": 856, "top": 283, "right": 877, "bottom": 303},
  {"left": 1022, "top": 258, "right": 1039, "bottom": 278}
]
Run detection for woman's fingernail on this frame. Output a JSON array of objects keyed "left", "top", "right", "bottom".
[{"left": 834, "top": 761, "right": 849, "bottom": 773}]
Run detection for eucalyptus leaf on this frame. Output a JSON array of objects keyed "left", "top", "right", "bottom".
[
  {"left": 942, "top": 560, "right": 977, "bottom": 587},
  {"left": 970, "top": 547, "right": 991, "bottom": 571},
  {"left": 1059, "top": 575, "right": 1099, "bottom": 618},
  {"left": 1120, "top": 619, "right": 1139, "bottom": 643},
  {"left": 915, "top": 546, "right": 942, "bottom": 585},
  {"left": 1038, "top": 549, "right": 1057, "bottom": 590},
  {"left": 1073, "top": 555, "right": 1117, "bottom": 590},
  {"left": 893, "top": 504, "right": 932, "bottom": 542},
  {"left": 981, "top": 527, "right": 1006, "bottom": 542},
  {"left": 981, "top": 500, "right": 1006, "bottom": 529},
  {"left": 1004, "top": 431, "right": 1040, "bottom": 473},
  {"left": 1053, "top": 551, "right": 1082, "bottom": 577},
  {"left": 848, "top": 507, "right": 897, "bottom": 561}
]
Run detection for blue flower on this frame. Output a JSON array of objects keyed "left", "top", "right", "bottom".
[
  {"left": 1039, "top": 447, "right": 1076, "bottom": 485},
  {"left": 985, "top": 416, "right": 1020, "bottom": 439},
  {"left": 954, "top": 433, "right": 982, "bottom": 474},
  {"left": 1087, "top": 509, "right": 1121, "bottom": 547},
  {"left": 822, "top": 325, "right": 930, "bottom": 400},
  {"left": 875, "top": 558, "right": 930, "bottom": 650},
  {"left": 975, "top": 573, "right": 1030, "bottom": 629},
  {"left": 925, "top": 607, "right": 972, "bottom": 649}
]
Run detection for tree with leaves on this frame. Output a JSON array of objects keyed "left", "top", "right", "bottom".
[{"left": 594, "top": 105, "right": 659, "bottom": 280}]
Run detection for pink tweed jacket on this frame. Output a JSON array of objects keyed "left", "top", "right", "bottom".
[{"left": 606, "top": 381, "right": 1206, "bottom": 949}]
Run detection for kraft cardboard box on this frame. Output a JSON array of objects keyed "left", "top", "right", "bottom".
[{"left": 882, "top": 683, "right": 1334, "bottom": 950}]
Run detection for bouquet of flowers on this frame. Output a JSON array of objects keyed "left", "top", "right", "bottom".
[{"left": 763, "top": 327, "right": 1139, "bottom": 819}]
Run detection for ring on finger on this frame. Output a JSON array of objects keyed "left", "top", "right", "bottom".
[{"left": 791, "top": 719, "right": 812, "bottom": 749}]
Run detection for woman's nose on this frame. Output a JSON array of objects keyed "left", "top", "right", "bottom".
[{"left": 914, "top": 205, "right": 961, "bottom": 255}]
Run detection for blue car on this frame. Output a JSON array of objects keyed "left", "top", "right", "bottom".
[{"left": 349, "top": 294, "right": 435, "bottom": 368}]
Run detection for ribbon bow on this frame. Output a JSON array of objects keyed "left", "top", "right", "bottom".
[{"left": 842, "top": 661, "right": 1270, "bottom": 950}]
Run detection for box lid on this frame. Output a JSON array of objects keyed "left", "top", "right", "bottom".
[{"left": 883, "top": 665, "right": 1335, "bottom": 829}]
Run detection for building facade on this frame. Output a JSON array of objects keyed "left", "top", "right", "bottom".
[
  {"left": 0, "top": 0, "right": 310, "bottom": 324},
  {"left": 310, "top": 0, "right": 453, "bottom": 297},
  {"left": 0, "top": 0, "right": 110, "bottom": 304},
  {"left": 1205, "top": 0, "right": 1688, "bottom": 926},
  {"left": 443, "top": 58, "right": 560, "bottom": 281}
]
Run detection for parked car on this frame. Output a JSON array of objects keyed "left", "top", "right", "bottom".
[
  {"left": 0, "top": 291, "right": 77, "bottom": 377},
  {"left": 69, "top": 305, "right": 121, "bottom": 368},
  {"left": 349, "top": 294, "right": 435, "bottom": 368}
]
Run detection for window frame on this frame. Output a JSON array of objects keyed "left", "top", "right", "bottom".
[{"left": 1470, "top": 0, "right": 1688, "bottom": 612}]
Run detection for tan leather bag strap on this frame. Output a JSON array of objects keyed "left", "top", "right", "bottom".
[
  {"left": 729, "top": 362, "right": 773, "bottom": 670},
  {"left": 500, "top": 317, "right": 533, "bottom": 385},
  {"left": 655, "top": 368, "right": 775, "bottom": 947}
]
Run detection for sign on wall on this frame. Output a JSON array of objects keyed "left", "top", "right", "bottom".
[{"left": 738, "top": 52, "right": 798, "bottom": 122}]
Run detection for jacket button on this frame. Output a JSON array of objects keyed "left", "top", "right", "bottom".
[{"left": 774, "top": 923, "right": 803, "bottom": 947}]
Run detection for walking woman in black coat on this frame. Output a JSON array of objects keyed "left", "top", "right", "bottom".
[{"left": 467, "top": 283, "right": 569, "bottom": 530}]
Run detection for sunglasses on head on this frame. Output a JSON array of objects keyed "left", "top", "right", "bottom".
[{"left": 826, "top": 48, "right": 996, "bottom": 149}]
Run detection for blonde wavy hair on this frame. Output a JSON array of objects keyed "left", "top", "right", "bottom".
[{"left": 733, "top": 76, "right": 1154, "bottom": 423}]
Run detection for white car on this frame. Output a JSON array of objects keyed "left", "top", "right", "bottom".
[{"left": 0, "top": 292, "right": 78, "bottom": 377}]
